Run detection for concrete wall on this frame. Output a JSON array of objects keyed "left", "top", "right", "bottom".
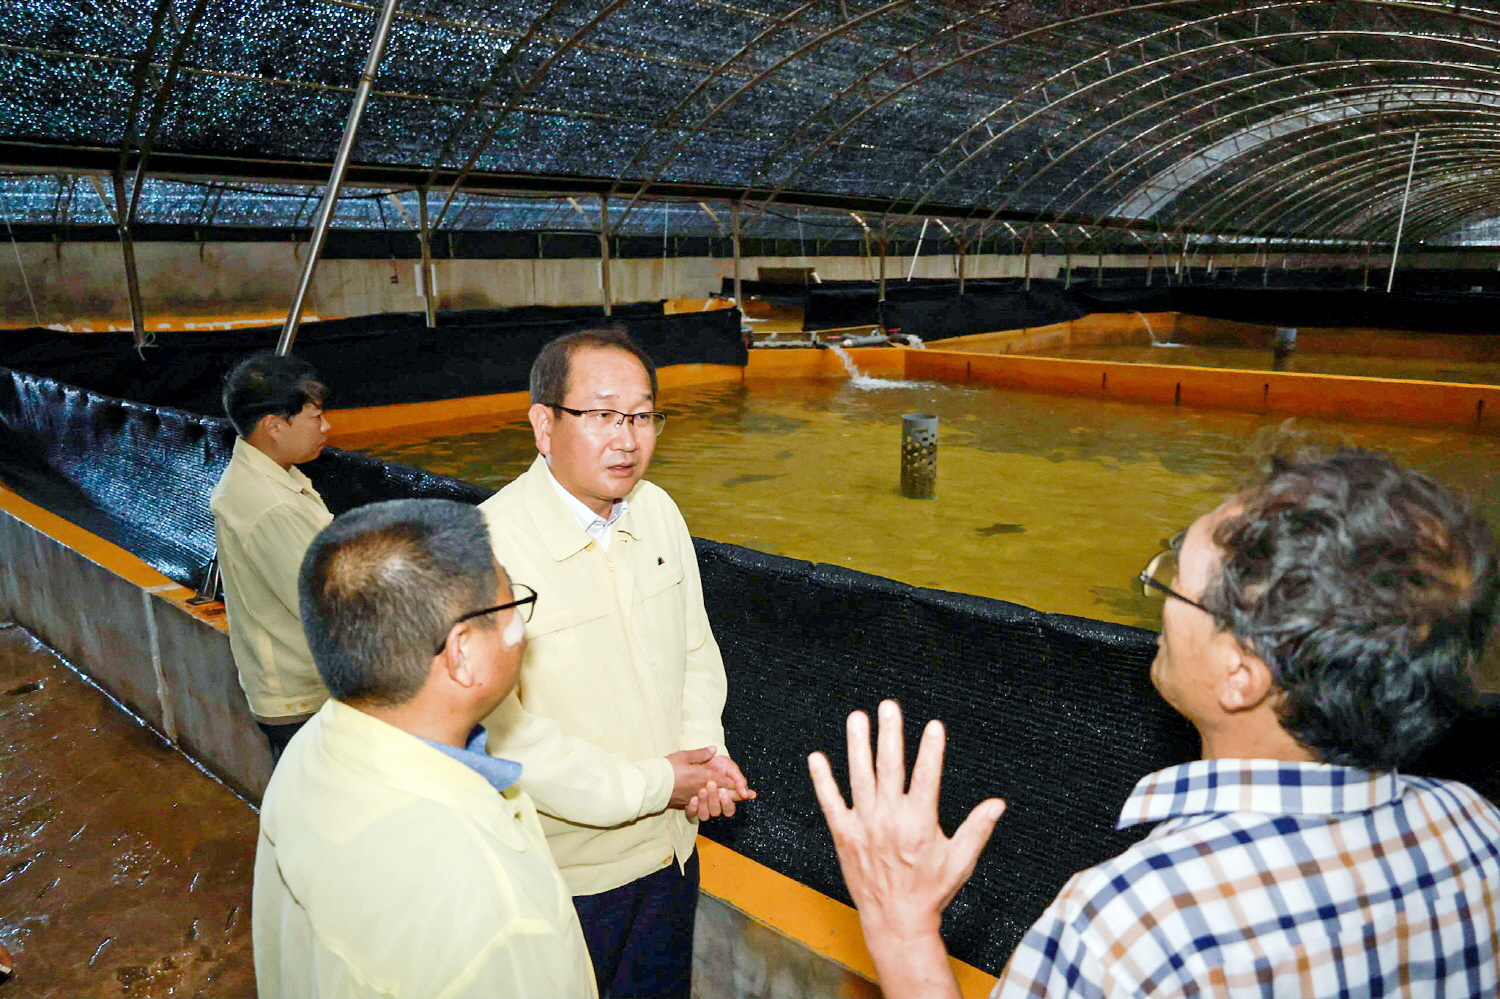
[
  {"left": 0, "top": 494, "right": 273, "bottom": 798},
  {"left": 6, "top": 240, "right": 1497, "bottom": 330}
]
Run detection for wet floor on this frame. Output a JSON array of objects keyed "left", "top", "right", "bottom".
[{"left": 0, "top": 624, "right": 256, "bottom": 998}]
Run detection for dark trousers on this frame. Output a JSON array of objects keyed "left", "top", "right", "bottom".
[
  {"left": 572, "top": 852, "right": 699, "bottom": 999},
  {"left": 257, "top": 719, "right": 308, "bottom": 764}
]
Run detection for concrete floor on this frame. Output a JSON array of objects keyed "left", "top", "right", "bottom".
[{"left": 0, "top": 623, "right": 257, "bottom": 998}]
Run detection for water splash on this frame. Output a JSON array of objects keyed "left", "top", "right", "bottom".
[
  {"left": 1137, "top": 311, "right": 1183, "bottom": 348},
  {"left": 827, "top": 344, "right": 937, "bottom": 389}
]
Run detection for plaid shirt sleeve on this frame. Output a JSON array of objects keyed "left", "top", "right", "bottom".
[{"left": 991, "top": 760, "right": 1500, "bottom": 999}]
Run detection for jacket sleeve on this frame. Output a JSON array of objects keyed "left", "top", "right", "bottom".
[
  {"left": 485, "top": 693, "right": 675, "bottom": 828},
  {"left": 675, "top": 520, "right": 729, "bottom": 758}
]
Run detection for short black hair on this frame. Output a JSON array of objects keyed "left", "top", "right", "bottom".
[
  {"left": 1205, "top": 449, "right": 1497, "bottom": 770},
  {"left": 529, "top": 328, "right": 658, "bottom": 406},
  {"left": 299, "top": 499, "right": 498, "bottom": 706},
  {"left": 222, "top": 352, "right": 327, "bottom": 438}
]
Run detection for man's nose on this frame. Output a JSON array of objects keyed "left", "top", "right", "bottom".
[{"left": 609, "top": 417, "right": 640, "bottom": 447}]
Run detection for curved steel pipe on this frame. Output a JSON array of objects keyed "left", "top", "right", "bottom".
[{"left": 277, "top": 0, "right": 401, "bottom": 356}]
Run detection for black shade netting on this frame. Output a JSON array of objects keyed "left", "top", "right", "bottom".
[
  {"left": 692, "top": 539, "right": 1199, "bottom": 972},
  {"left": 733, "top": 277, "right": 1500, "bottom": 339},
  {"left": 1, "top": 368, "right": 1496, "bottom": 978},
  {"left": 0, "top": 367, "right": 487, "bottom": 587},
  {"left": 0, "top": 305, "right": 746, "bottom": 417},
  {"left": 880, "top": 286, "right": 1088, "bottom": 341}
]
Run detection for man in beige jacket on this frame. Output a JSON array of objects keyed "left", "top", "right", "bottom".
[
  {"left": 211, "top": 352, "right": 333, "bottom": 760},
  {"left": 480, "top": 329, "right": 752, "bottom": 998},
  {"left": 254, "top": 498, "right": 596, "bottom": 998}
]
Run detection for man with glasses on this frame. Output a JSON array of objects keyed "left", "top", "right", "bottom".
[
  {"left": 254, "top": 498, "right": 595, "bottom": 998},
  {"left": 478, "top": 328, "right": 752, "bottom": 999},
  {"left": 809, "top": 450, "right": 1499, "bottom": 997}
]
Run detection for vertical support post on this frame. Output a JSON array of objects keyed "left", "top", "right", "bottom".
[
  {"left": 1362, "top": 241, "right": 1372, "bottom": 291},
  {"left": 110, "top": 171, "right": 148, "bottom": 347},
  {"left": 416, "top": 185, "right": 436, "bottom": 327},
  {"left": 1023, "top": 227, "right": 1033, "bottom": 291},
  {"left": 731, "top": 201, "right": 742, "bottom": 313},
  {"left": 598, "top": 195, "right": 614, "bottom": 317},
  {"left": 1063, "top": 240, "right": 1072, "bottom": 289},
  {"left": 957, "top": 235, "right": 968, "bottom": 294},
  {"left": 1386, "top": 130, "right": 1420, "bottom": 294},
  {"left": 878, "top": 218, "right": 887, "bottom": 304},
  {"left": 277, "top": 0, "right": 400, "bottom": 355},
  {"left": 907, "top": 218, "right": 928, "bottom": 280}
]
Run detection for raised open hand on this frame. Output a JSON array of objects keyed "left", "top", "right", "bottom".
[{"left": 808, "top": 700, "right": 1004, "bottom": 998}]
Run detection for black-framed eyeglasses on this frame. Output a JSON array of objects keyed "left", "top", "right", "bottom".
[
  {"left": 434, "top": 583, "right": 537, "bottom": 655},
  {"left": 1139, "top": 532, "right": 1215, "bottom": 616},
  {"left": 552, "top": 405, "right": 667, "bottom": 437}
]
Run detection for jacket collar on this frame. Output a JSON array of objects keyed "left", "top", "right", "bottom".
[
  {"left": 232, "top": 436, "right": 318, "bottom": 497},
  {"left": 518, "top": 454, "right": 642, "bottom": 562},
  {"left": 1118, "top": 758, "right": 1403, "bottom": 830},
  {"left": 313, "top": 700, "right": 528, "bottom": 848}
]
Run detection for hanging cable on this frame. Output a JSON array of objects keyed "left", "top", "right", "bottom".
[{"left": 3, "top": 213, "right": 43, "bottom": 328}]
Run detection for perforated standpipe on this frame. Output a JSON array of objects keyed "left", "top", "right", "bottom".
[{"left": 901, "top": 412, "right": 938, "bottom": 499}]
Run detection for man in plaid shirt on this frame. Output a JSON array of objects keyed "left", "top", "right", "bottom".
[{"left": 811, "top": 450, "right": 1499, "bottom": 997}]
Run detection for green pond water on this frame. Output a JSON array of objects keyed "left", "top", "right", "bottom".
[{"left": 350, "top": 373, "right": 1499, "bottom": 686}]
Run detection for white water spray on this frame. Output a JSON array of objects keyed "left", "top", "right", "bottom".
[
  {"left": 1137, "top": 311, "right": 1182, "bottom": 348},
  {"left": 827, "top": 344, "right": 936, "bottom": 389}
]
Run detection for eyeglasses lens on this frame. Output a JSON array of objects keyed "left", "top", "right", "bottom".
[
  {"left": 1140, "top": 550, "right": 1179, "bottom": 599},
  {"left": 579, "top": 410, "right": 667, "bottom": 437}
]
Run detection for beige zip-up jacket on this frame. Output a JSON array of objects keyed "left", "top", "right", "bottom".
[
  {"left": 479, "top": 456, "right": 730, "bottom": 896},
  {"left": 253, "top": 700, "right": 597, "bottom": 998},
  {"left": 210, "top": 437, "right": 332, "bottom": 719}
]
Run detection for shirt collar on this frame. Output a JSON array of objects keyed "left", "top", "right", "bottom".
[
  {"left": 231, "top": 436, "right": 318, "bottom": 496},
  {"left": 416, "top": 724, "right": 522, "bottom": 794},
  {"left": 1117, "top": 758, "right": 1404, "bottom": 830},
  {"left": 544, "top": 458, "right": 629, "bottom": 536}
]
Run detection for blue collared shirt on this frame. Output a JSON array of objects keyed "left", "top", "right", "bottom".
[{"left": 418, "top": 724, "right": 522, "bottom": 793}]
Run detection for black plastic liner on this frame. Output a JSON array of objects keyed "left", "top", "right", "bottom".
[
  {"left": 0, "top": 304, "right": 747, "bottom": 417},
  {"left": 740, "top": 277, "right": 1500, "bottom": 339},
  {"left": 879, "top": 284, "right": 1089, "bottom": 341},
  {"left": 1, "top": 366, "right": 1496, "bottom": 976}
]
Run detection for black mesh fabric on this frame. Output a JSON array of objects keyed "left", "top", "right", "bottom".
[
  {"left": 879, "top": 285, "right": 1088, "bottom": 341},
  {"left": 0, "top": 366, "right": 1496, "bottom": 977},
  {"left": 734, "top": 278, "right": 1500, "bottom": 339},
  {"left": 0, "top": 366, "right": 489, "bottom": 586},
  {"left": 691, "top": 539, "right": 1200, "bottom": 971},
  {"left": 0, "top": 305, "right": 746, "bottom": 417}
]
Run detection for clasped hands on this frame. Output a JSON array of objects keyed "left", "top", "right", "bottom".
[{"left": 668, "top": 746, "right": 756, "bottom": 821}]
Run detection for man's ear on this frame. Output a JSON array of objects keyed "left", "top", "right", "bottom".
[
  {"left": 436, "top": 623, "right": 482, "bottom": 690},
  {"left": 528, "top": 403, "right": 553, "bottom": 456},
  {"left": 252, "top": 412, "right": 282, "bottom": 440},
  {"left": 1218, "top": 639, "right": 1277, "bottom": 713}
]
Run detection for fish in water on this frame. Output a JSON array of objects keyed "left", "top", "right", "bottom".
[
  {"left": 722, "top": 474, "right": 781, "bottom": 488},
  {"left": 977, "top": 523, "right": 1025, "bottom": 537}
]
